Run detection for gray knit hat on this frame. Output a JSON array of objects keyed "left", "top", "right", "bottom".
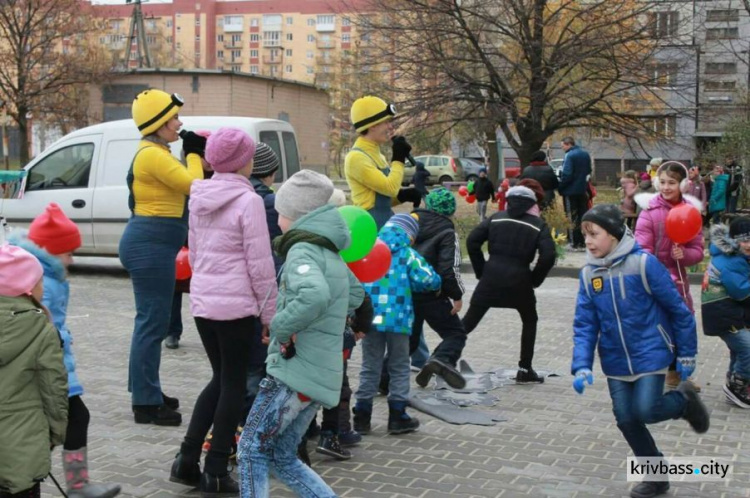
[
  {"left": 251, "top": 142, "right": 280, "bottom": 178},
  {"left": 275, "top": 170, "right": 334, "bottom": 221},
  {"left": 582, "top": 204, "right": 626, "bottom": 240}
]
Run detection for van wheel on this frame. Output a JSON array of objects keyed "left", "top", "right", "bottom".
[{"left": 439, "top": 175, "right": 453, "bottom": 185}]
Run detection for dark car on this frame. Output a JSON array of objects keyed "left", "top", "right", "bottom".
[{"left": 461, "top": 157, "right": 521, "bottom": 182}]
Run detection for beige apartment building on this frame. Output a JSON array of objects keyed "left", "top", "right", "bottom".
[{"left": 92, "top": 0, "right": 373, "bottom": 88}]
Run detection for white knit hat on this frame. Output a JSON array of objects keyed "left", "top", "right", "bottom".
[{"left": 275, "top": 170, "right": 335, "bottom": 221}]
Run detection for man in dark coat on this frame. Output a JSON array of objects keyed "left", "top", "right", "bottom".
[
  {"left": 558, "top": 137, "right": 592, "bottom": 250},
  {"left": 725, "top": 155, "right": 744, "bottom": 214},
  {"left": 521, "top": 151, "right": 559, "bottom": 209},
  {"left": 474, "top": 168, "right": 496, "bottom": 222}
]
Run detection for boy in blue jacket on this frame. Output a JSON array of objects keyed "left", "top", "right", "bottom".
[
  {"left": 571, "top": 204, "right": 709, "bottom": 498},
  {"left": 354, "top": 214, "right": 442, "bottom": 435},
  {"left": 702, "top": 218, "right": 750, "bottom": 408}
]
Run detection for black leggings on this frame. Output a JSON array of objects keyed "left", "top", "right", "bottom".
[
  {"left": 64, "top": 395, "right": 89, "bottom": 450},
  {"left": 181, "top": 316, "right": 254, "bottom": 475},
  {"left": 462, "top": 298, "right": 539, "bottom": 370},
  {"left": 321, "top": 358, "right": 352, "bottom": 434}
]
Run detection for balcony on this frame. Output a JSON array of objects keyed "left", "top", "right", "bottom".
[
  {"left": 263, "top": 38, "right": 282, "bottom": 48},
  {"left": 316, "top": 22, "right": 335, "bottom": 32},
  {"left": 316, "top": 56, "right": 334, "bottom": 66},
  {"left": 224, "top": 22, "right": 244, "bottom": 33},
  {"left": 263, "top": 56, "right": 282, "bottom": 64},
  {"left": 262, "top": 22, "right": 282, "bottom": 32},
  {"left": 317, "top": 39, "right": 335, "bottom": 49},
  {"left": 224, "top": 40, "right": 243, "bottom": 49}
]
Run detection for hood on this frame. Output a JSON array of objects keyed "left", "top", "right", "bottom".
[
  {"left": 634, "top": 192, "right": 703, "bottom": 211},
  {"left": 413, "top": 209, "right": 453, "bottom": 243},
  {"left": 709, "top": 224, "right": 737, "bottom": 257},
  {"left": 7, "top": 230, "right": 65, "bottom": 281},
  {"left": 585, "top": 229, "right": 638, "bottom": 268},
  {"left": 0, "top": 296, "right": 47, "bottom": 366},
  {"left": 189, "top": 173, "right": 255, "bottom": 216},
  {"left": 379, "top": 223, "right": 412, "bottom": 252},
  {"left": 290, "top": 204, "right": 350, "bottom": 251},
  {"left": 250, "top": 177, "right": 274, "bottom": 198}
]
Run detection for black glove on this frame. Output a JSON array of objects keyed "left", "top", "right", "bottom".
[
  {"left": 350, "top": 294, "right": 374, "bottom": 335},
  {"left": 280, "top": 339, "right": 297, "bottom": 360},
  {"left": 391, "top": 135, "right": 412, "bottom": 163},
  {"left": 397, "top": 187, "right": 422, "bottom": 207},
  {"left": 180, "top": 130, "right": 207, "bottom": 157}
]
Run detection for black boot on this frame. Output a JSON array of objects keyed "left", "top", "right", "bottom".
[
  {"left": 199, "top": 472, "right": 239, "bottom": 497},
  {"left": 352, "top": 404, "right": 372, "bottom": 435},
  {"left": 132, "top": 404, "right": 181, "bottom": 426},
  {"left": 416, "top": 358, "right": 466, "bottom": 389},
  {"left": 162, "top": 392, "right": 180, "bottom": 410},
  {"left": 387, "top": 401, "right": 419, "bottom": 435},
  {"left": 678, "top": 382, "right": 710, "bottom": 433},
  {"left": 515, "top": 367, "right": 544, "bottom": 384},
  {"left": 630, "top": 480, "right": 669, "bottom": 498},
  {"left": 297, "top": 437, "right": 312, "bottom": 467},
  {"left": 169, "top": 451, "right": 201, "bottom": 487}
]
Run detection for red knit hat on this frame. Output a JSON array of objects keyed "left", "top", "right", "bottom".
[{"left": 28, "top": 203, "right": 82, "bottom": 255}]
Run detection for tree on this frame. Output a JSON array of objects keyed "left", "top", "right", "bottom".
[
  {"left": 0, "top": 0, "right": 110, "bottom": 165},
  {"left": 356, "top": 0, "right": 694, "bottom": 179}
]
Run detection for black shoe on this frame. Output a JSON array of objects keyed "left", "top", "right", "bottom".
[
  {"left": 516, "top": 367, "right": 544, "bottom": 384},
  {"left": 387, "top": 408, "right": 420, "bottom": 435},
  {"left": 165, "top": 336, "right": 180, "bottom": 349},
  {"left": 352, "top": 407, "right": 372, "bottom": 435},
  {"left": 630, "top": 480, "right": 670, "bottom": 498},
  {"left": 199, "top": 472, "right": 239, "bottom": 497},
  {"left": 133, "top": 404, "right": 182, "bottom": 426},
  {"left": 169, "top": 452, "right": 201, "bottom": 487},
  {"left": 678, "top": 382, "right": 710, "bottom": 433},
  {"left": 723, "top": 373, "right": 750, "bottom": 409},
  {"left": 416, "top": 358, "right": 466, "bottom": 389},
  {"left": 162, "top": 392, "right": 180, "bottom": 411},
  {"left": 338, "top": 429, "right": 362, "bottom": 447},
  {"left": 297, "top": 438, "right": 312, "bottom": 466},
  {"left": 316, "top": 431, "right": 352, "bottom": 460}
]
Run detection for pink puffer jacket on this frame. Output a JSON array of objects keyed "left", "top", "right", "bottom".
[
  {"left": 188, "top": 173, "right": 277, "bottom": 323},
  {"left": 634, "top": 193, "right": 704, "bottom": 312}
]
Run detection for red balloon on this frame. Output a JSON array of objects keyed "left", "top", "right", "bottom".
[
  {"left": 175, "top": 246, "right": 192, "bottom": 280},
  {"left": 347, "top": 239, "right": 392, "bottom": 283},
  {"left": 665, "top": 204, "right": 702, "bottom": 244},
  {"left": 458, "top": 186, "right": 468, "bottom": 197},
  {"left": 465, "top": 194, "right": 476, "bottom": 204}
]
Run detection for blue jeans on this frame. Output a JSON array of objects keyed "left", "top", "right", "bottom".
[
  {"left": 167, "top": 291, "right": 183, "bottom": 339},
  {"left": 358, "top": 332, "right": 410, "bottom": 403},
  {"left": 411, "top": 333, "right": 430, "bottom": 369},
  {"left": 607, "top": 375, "right": 686, "bottom": 457},
  {"left": 119, "top": 216, "right": 187, "bottom": 405},
  {"left": 720, "top": 328, "right": 750, "bottom": 379},
  {"left": 237, "top": 377, "right": 336, "bottom": 498}
]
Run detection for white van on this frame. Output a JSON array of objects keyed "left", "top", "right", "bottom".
[{"left": 1, "top": 116, "right": 301, "bottom": 256}]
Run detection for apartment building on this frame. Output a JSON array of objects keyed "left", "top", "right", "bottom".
[{"left": 91, "top": 0, "right": 372, "bottom": 87}]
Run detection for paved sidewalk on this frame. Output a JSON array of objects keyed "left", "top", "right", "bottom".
[{"left": 39, "top": 269, "right": 749, "bottom": 498}]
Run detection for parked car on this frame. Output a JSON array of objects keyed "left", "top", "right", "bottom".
[
  {"left": 401, "top": 155, "right": 464, "bottom": 185},
  {"left": 1, "top": 116, "right": 300, "bottom": 256},
  {"left": 461, "top": 157, "right": 521, "bottom": 182},
  {"left": 550, "top": 158, "right": 563, "bottom": 179}
]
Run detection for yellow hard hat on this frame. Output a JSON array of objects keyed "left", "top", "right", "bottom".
[
  {"left": 132, "top": 89, "right": 184, "bottom": 136},
  {"left": 350, "top": 96, "right": 396, "bottom": 133}
]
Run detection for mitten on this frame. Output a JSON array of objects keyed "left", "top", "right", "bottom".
[
  {"left": 676, "top": 357, "right": 696, "bottom": 381},
  {"left": 351, "top": 294, "right": 373, "bottom": 334},
  {"left": 180, "top": 130, "right": 208, "bottom": 157},
  {"left": 391, "top": 135, "right": 412, "bottom": 163},
  {"left": 397, "top": 187, "right": 422, "bottom": 206},
  {"left": 573, "top": 368, "right": 594, "bottom": 394}
]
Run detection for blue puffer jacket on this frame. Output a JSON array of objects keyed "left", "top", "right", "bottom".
[
  {"left": 572, "top": 232, "right": 696, "bottom": 376},
  {"left": 9, "top": 232, "right": 82, "bottom": 397},
  {"left": 558, "top": 145, "right": 592, "bottom": 196}
]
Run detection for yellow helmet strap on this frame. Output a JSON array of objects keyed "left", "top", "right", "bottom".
[
  {"left": 137, "top": 93, "right": 185, "bottom": 132},
  {"left": 352, "top": 103, "right": 396, "bottom": 131}
]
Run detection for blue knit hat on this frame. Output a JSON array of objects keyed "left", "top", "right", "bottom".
[{"left": 385, "top": 213, "right": 419, "bottom": 239}]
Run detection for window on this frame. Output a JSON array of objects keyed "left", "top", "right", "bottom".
[
  {"left": 177, "top": 26, "right": 181, "bottom": 33},
  {"left": 317, "top": 15, "right": 335, "bottom": 25},
  {"left": 705, "top": 62, "right": 737, "bottom": 74},
  {"left": 650, "top": 62, "right": 678, "bottom": 87},
  {"left": 195, "top": 18, "right": 200, "bottom": 26},
  {"left": 648, "top": 11, "right": 679, "bottom": 39},
  {"left": 263, "top": 31, "right": 281, "bottom": 46},
  {"left": 704, "top": 80, "right": 736, "bottom": 92},
  {"left": 232, "top": 49, "right": 241, "bottom": 61},
  {"left": 342, "top": 33, "right": 351, "bottom": 43},
  {"left": 217, "top": 50, "right": 224, "bottom": 59},
  {"left": 195, "top": 35, "right": 200, "bottom": 42},
  {"left": 591, "top": 128, "right": 612, "bottom": 139},
  {"left": 224, "top": 15, "right": 243, "bottom": 29},
  {"left": 706, "top": 9, "right": 739, "bottom": 22},
  {"left": 270, "top": 66, "right": 278, "bottom": 76},
  {"left": 360, "top": 32, "right": 371, "bottom": 42},
  {"left": 250, "top": 65, "right": 259, "bottom": 74},
  {"left": 166, "top": 19, "right": 172, "bottom": 28},
  {"left": 146, "top": 20, "right": 157, "bottom": 30},
  {"left": 217, "top": 34, "right": 224, "bottom": 42},
  {"left": 263, "top": 14, "right": 282, "bottom": 28},
  {"left": 645, "top": 117, "right": 677, "bottom": 137},
  {"left": 342, "top": 17, "right": 351, "bottom": 27},
  {"left": 307, "top": 34, "right": 315, "bottom": 42},
  {"left": 232, "top": 65, "right": 241, "bottom": 73},
  {"left": 287, "top": 17, "right": 293, "bottom": 25},
  {"left": 307, "top": 18, "right": 315, "bottom": 26},
  {"left": 110, "top": 20, "right": 121, "bottom": 31},
  {"left": 706, "top": 28, "right": 739, "bottom": 40},
  {"left": 232, "top": 34, "right": 242, "bottom": 43},
  {"left": 285, "top": 49, "right": 292, "bottom": 57},
  {"left": 251, "top": 18, "right": 259, "bottom": 27},
  {"left": 27, "top": 143, "right": 94, "bottom": 191},
  {"left": 286, "top": 33, "right": 293, "bottom": 41},
  {"left": 176, "top": 42, "right": 181, "bottom": 49},
  {"left": 250, "top": 49, "right": 259, "bottom": 58},
  {"left": 307, "top": 66, "right": 314, "bottom": 74},
  {"left": 167, "top": 36, "right": 172, "bottom": 43},
  {"left": 306, "top": 50, "right": 313, "bottom": 59},
  {"left": 250, "top": 34, "right": 260, "bottom": 42},
  {"left": 282, "top": 132, "right": 300, "bottom": 178},
  {"left": 285, "top": 64, "right": 293, "bottom": 73}
]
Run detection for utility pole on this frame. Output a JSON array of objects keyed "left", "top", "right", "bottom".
[
  {"left": 0, "top": 101, "right": 9, "bottom": 170},
  {"left": 126, "top": 0, "right": 152, "bottom": 68}
]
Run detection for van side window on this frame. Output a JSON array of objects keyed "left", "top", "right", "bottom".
[
  {"left": 259, "top": 131, "right": 283, "bottom": 182},
  {"left": 26, "top": 143, "right": 94, "bottom": 191},
  {"left": 282, "top": 132, "right": 300, "bottom": 177}
]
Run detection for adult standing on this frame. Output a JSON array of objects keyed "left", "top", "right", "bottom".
[
  {"left": 120, "top": 89, "right": 207, "bottom": 426},
  {"left": 473, "top": 168, "right": 496, "bottom": 222},
  {"left": 558, "top": 137, "right": 592, "bottom": 251},
  {"left": 686, "top": 165, "right": 707, "bottom": 215},
  {"left": 724, "top": 155, "right": 744, "bottom": 214},
  {"left": 521, "top": 151, "right": 559, "bottom": 210},
  {"left": 345, "top": 96, "right": 415, "bottom": 229}
]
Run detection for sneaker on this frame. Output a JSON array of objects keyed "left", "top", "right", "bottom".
[
  {"left": 199, "top": 472, "right": 239, "bottom": 497},
  {"left": 316, "top": 432, "right": 352, "bottom": 460},
  {"left": 677, "top": 382, "right": 710, "bottom": 433},
  {"left": 630, "top": 480, "right": 670, "bottom": 498},
  {"left": 416, "top": 358, "right": 466, "bottom": 389},
  {"left": 133, "top": 404, "right": 182, "bottom": 426},
  {"left": 169, "top": 452, "right": 201, "bottom": 487},
  {"left": 338, "top": 429, "right": 362, "bottom": 447},
  {"left": 723, "top": 374, "right": 750, "bottom": 409},
  {"left": 165, "top": 335, "right": 180, "bottom": 349},
  {"left": 515, "top": 367, "right": 544, "bottom": 384}
]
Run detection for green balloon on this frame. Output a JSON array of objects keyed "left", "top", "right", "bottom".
[
  {"left": 467, "top": 181, "right": 475, "bottom": 194},
  {"left": 339, "top": 205, "right": 378, "bottom": 262}
]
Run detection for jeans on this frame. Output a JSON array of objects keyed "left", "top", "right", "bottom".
[
  {"left": 410, "top": 295, "right": 467, "bottom": 367},
  {"left": 564, "top": 194, "right": 589, "bottom": 248},
  {"left": 358, "top": 332, "right": 410, "bottom": 403},
  {"left": 167, "top": 291, "right": 183, "bottom": 340},
  {"left": 719, "top": 328, "right": 750, "bottom": 379},
  {"left": 727, "top": 195, "right": 739, "bottom": 214},
  {"left": 477, "top": 200, "right": 489, "bottom": 222},
  {"left": 607, "top": 375, "right": 686, "bottom": 457},
  {"left": 120, "top": 216, "right": 187, "bottom": 405},
  {"left": 237, "top": 377, "right": 336, "bottom": 498},
  {"left": 411, "top": 334, "right": 430, "bottom": 369}
]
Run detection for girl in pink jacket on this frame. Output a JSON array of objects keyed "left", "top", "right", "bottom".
[{"left": 170, "top": 127, "right": 278, "bottom": 494}]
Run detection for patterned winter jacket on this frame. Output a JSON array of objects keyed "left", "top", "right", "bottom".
[{"left": 365, "top": 223, "right": 442, "bottom": 334}]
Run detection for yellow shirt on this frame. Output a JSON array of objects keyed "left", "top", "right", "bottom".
[
  {"left": 344, "top": 136, "right": 404, "bottom": 210},
  {"left": 131, "top": 141, "right": 204, "bottom": 217}
]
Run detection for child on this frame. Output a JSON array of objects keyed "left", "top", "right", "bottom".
[
  {"left": 462, "top": 180, "right": 556, "bottom": 383},
  {"left": 709, "top": 164, "right": 729, "bottom": 225},
  {"left": 170, "top": 128, "right": 278, "bottom": 494},
  {"left": 237, "top": 170, "right": 365, "bottom": 497},
  {"left": 410, "top": 188, "right": 468, "bottom": 389},
  {"left": 701, "top": 218, "right": 750, "bottom": 408},
  {"left": 635, "top": 162, "right": 704, "bottom": 389},
  {"left": 11, "top": 204, "right": 121, "bottom": 498},
  {"left": 686, "top": 165, "right": 707, "bottom": 215},
  {"left": 638, "top": 172, "right": 654, "bottom": 194},
  {"left": 620, "top": 170, "right": 638, "bottom": 228},
  {"left": 354, "top": 214, "right": 442, "bottom": 435},
  {"left": 412, "top": 161, "right": 430, "bottom": 201},
  {"left": 572, "top": 204, "right": 709, "bottom": 498},
  {"left": 0, "top": 245, "right": 68, "bottom": 498},
  {"left": 474, "top": 168, "right": 496, "bottom": 222}
]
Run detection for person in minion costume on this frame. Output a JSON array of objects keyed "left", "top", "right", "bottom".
[
  {"left": 120, "top": 89, "right": 208, "bottom": 426},
  {"left": 345, "top": 96, "right": 417, "bottom": 229}
]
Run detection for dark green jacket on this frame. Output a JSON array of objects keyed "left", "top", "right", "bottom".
[{"left": 0, "top": 296, "right": 68, "bottom": 494}]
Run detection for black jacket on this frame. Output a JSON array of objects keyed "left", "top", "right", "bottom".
[
  {"left": 726, "top": 161, "right": 744, "bottom": 199},
  {"left": 521, "top": 162, "right": 559, "bottom": 208},
  {"left": 474, "top": 176, "right": 496, "bottom": 202},
  {"left": 412, "top": 208, "right": 464, "bottom": 301},
  {"left": 467, "top": 211, "right": 556, "bottom": 307}
]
